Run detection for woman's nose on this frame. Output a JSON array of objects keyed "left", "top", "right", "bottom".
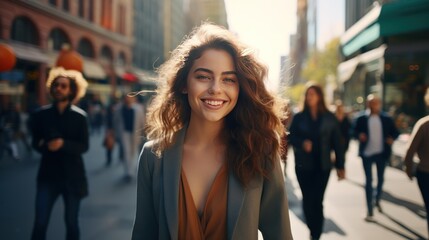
[{"left": 208, "top": 80, "right": 221, "bottom": 94}]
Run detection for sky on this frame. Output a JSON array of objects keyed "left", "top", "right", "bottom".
[{"left": 224, "top": 0, "right": 345, "bottom": 91}]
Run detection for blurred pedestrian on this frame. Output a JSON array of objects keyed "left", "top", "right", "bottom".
[
  {"left": 113, "top": 95, "right": 145, "bottom": 181},
  {"left": 404, "top": 88, "right": 429, "bottom": 236},
  {"left": 353, "top": 94, "right": 399, "bottom": 222},
  {"left": 89, "top": 94, "right": 104, "bottom": 135},
  {"left": 1, "top": 102, "right": 21, "bottom": 160},
  {"left": 29, "top": 67, "right": 89, "bottom": 240},
  {"left": 289, "top": 84, "right": 345, "bottom": 240},
  {"left": 335, "top": 100, "right": 352, "bottom": 153},
  {"left": 103, "top": 97, "right": 118, "bottom": 167},
  {"left": 132, "top": 23, "right": 293, "bottom": 240}
]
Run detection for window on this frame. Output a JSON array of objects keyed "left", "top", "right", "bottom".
[
  {"left": 77, "top": 38, "right": 95, "bottom": 58},
  {"left": 101, "top": 45, "right": 113, "bottom": 63},
  {"left": 101, "top": 0, "right": 113, "bottom": 30},
  {"left": 117, "top": 5, "right": 126, "bottom": 34},
  {"left": 48, "top": 28, "right": 70, "bottom": 51},
  {"left": 89, "top": 0, "right": 94, "bottom": 22},
  {"left": 11, "top": 16, "right": 39, "bottom": 46},
  {"left": 78, "top": 0, "right": 85, "bottom": 18},
  {"left": 63, "top": 0, "right": 70, "bottom": 11},
  {"left": 49, "top": 0, "right": 57, "bottom": 6}
]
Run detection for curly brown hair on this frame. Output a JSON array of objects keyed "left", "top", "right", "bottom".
[{"left": 145, "top": 23, "right": 287, "bottom": 185}]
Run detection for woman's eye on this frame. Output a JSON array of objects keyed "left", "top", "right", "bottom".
[
  {"left": 196, "top": 75, "right": 210, "bottom": 80},
  {"left": 224, "top": 78, "right": 237, "bottom": 83}
]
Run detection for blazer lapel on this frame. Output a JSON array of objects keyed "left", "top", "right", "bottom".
[
  {"left": 163, "top": 128, "right": 186, "bottom": 240},
  {"left": 227, "top": 171, "right": 245, "bottom": 240}
]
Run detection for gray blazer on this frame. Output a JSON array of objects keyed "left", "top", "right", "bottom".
[{"left": 132, "top": 128, "right": 294, "bottom": 240}]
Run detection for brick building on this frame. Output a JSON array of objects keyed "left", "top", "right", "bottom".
[{"left": 0, "top": 0, "right": 134, "bottom": 111}]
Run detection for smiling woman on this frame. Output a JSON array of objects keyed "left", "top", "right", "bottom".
[
  {"left": 185, "top": 49, "right": 239, "bottom": 123},
  {"left": 132, "top": 23, "right": 293, "bottom": 240}
]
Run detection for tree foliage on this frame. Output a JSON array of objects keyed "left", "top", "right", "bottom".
[{"left": 301, "top": 37, "right": 340, "bottom": 86}]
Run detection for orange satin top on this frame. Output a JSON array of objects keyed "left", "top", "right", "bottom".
[{"left": 178, "top": 164, "right": 228, "bottom": 240}]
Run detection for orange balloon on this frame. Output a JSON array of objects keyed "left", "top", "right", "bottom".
[
  {"left": 0, "top": 43, "right": 17, "bottom": 72},
  {"left": 56, "top": 49, "right": 83, "bottom": 72}
]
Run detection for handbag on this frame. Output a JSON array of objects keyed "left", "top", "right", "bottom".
[{"left": 103, "top": 130, "right": 115, "bottom": 150}]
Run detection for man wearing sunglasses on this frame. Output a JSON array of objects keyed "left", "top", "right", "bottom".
[{"left": 29, "top": 67, "right": 89, "bottom": 240}]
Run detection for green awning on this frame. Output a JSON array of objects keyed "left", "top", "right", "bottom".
[
  {"left": 379, "top": 0, "right": 429, "bottom": 36},
  {"left": 342, "top": 23, "right": 380, "bottom": 57},
  {"left": 341, "top": 0, "right": 429, "bottom": 57}
]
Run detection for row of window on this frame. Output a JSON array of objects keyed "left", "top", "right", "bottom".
[
  {"left": 49, "top": 0, "right": 92, "bottom": 20},
  {"left": 47, "top": 0, "right": 125, "bottom": 34},
  {"left": 10, "top": 16, "right": 126, "bottom": 64}
]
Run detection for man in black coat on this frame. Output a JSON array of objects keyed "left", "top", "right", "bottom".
[
  {"left": 29, "top": 67, "right": 89, "bottom": 240},
  {"left": 353, "top": 94, "right": 399, "bottom": 222}
]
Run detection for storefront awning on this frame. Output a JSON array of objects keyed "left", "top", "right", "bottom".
[
  {"left": 340, "top": 0, "right": 429, "bottom": 57},
  {"left": 82, "top": 60, "right": 107, "bottom": 79},
  {"left": 10, "top": 42, "right": 49, "bottom": 63},
  {"left": 338, "top": 45, "right": 386, "bottom": 83},
  {"left": 379, "top": 0, "right": 429, "bottom": 36}
]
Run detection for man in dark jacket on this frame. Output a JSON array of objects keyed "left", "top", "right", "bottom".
[
  {"left": 353, "top": 94, "right": 399, "bottom": 222},
  {"left": 30, "top": 67, "right": 89, "bottom": 240}
]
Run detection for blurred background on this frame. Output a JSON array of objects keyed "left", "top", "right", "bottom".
[{"left": 0, "top": 0, "right": 428, "bottom": 239}]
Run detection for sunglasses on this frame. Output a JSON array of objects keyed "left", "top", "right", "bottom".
[{"left": 52, "top": 82, "right": 69, "bottom": 89}]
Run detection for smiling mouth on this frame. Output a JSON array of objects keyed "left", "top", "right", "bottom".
[{"left": 202, "top": 99, "right": 227, "bottom": 107}]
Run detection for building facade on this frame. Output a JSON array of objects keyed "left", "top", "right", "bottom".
[
  {"left": 133, "top": 0, "right": 164, "bottom": 71},
  {"left": 163, "top": 0, "right": 187, "bottom": 60},
  {"left": 338, "top": 0, "right": 429, "bottom": 133},
  {"left": 0, "top": 0, "right": 134, "bottom": 111}
]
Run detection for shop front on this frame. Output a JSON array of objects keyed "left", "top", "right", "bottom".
[{"left": 338, "top": 0, "right": 429, "bottom": 134}]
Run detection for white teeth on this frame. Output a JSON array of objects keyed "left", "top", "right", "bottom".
[{"left": 204, "top": 100, "right": 223, "bottom": 106}]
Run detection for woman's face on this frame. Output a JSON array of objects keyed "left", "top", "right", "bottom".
[
  {"left": 185, "top": 48, "right": 239, "bottom": 124},
  {"left": 305, "top": 88, "right": 320, "bottom": 109}
]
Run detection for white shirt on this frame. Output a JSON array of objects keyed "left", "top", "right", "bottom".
[{"left": 364, "top": 114, "right": 384, "bottom": 156}]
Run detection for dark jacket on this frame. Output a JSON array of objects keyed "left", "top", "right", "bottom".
[
  {"left": 289, "top": 110, "right": 345, "bottom": 171},
  {"left": 30, "top": 104, "right": 89, "bottom": 198},
  {"left": 352, "top": 111, "right": 399, "bottom": 159}
]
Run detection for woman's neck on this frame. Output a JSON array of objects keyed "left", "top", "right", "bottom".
[
  {"left": 185, "top": 118, "right": 225, "bottom": 148},
  {"left": 309, "top": 107, "right": 318, "bottom": 120}
]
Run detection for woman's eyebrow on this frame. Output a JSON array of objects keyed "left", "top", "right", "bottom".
[{"left": 193, "top": 68, "right": 236, "bottom": 75}]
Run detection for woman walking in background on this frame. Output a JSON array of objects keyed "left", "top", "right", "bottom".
[
  {"left": 289, "top": 84, "right": 345, "bottom": 240},
  {"left": 132, "top": 23, "right": 293, "bottom": 240}
]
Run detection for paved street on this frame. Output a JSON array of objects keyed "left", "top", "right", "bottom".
[
  {"left": 0, "top": 135, "right": 427, "bottom": 240},
  {"left": 287, "top": 140, "right": 428, "bottom": 240}
]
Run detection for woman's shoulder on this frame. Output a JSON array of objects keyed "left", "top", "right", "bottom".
[
  {"left": 139, "top": 140, "right": 163, "bottom": 173},
  {"left": 141, "top": 140, "right": 159, "bottom": 158}
]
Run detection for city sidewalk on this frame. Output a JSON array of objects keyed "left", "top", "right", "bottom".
[
  {"left": 285, "top": 140, "right": 427, "bottom": 240},
  {"left": 0, "top": 133, "right": 137, "bottom": 240}
]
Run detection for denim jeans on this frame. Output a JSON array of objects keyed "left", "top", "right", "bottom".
[
  {"left": 362, "top": 154, "right": 387, "bottom": 215},
  {"left": 416, "top": 170, "right": 429, "bottom": 235},
  {"left": 31, "top": 181, "right": 81, "bottom": 240}
]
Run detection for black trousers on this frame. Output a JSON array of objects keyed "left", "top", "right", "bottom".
[
  {"left": 296, "top": 167, "right": 331, "bottom": 239},
  {"left": 416, "top": 170, "right": 429, "bottom": 236}
]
